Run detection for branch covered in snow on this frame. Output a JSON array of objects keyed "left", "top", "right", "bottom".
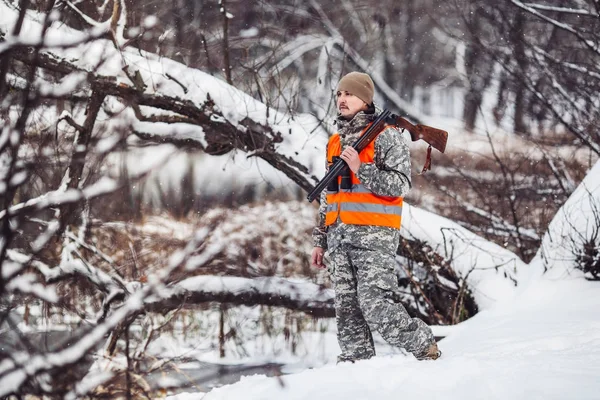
[
  {"left": 147, "top": 275, "right": 334, "bottom": 318},
  {"left": 11, "top": 48, "right": 320, "bottom": 194},
  {"left": 0, "top": 224, "right": 214, "bottom": 396}
]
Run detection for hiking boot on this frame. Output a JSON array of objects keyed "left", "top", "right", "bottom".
[{"left": 416, "top": 342, "right": 442, "bottom": 360}]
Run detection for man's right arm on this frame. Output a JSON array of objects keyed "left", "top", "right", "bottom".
[{"left": 312, "top": 188, "right": 328, "bottom": 249}]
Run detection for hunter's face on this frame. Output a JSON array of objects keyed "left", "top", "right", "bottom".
[{"left": 337, "top": 90, "right": 368, "bottom": 119}]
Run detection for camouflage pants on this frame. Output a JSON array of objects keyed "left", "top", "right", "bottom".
[{"left": 328, "top": 244, "right": 435, "bottom": 362}]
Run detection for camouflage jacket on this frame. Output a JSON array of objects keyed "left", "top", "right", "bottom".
[{"left": 312, "top": 107, "right": 412, "bottom": 254}]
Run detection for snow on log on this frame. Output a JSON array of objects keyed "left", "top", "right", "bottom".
[{"left": 147, "top": 275, "right": 335, "bottom": 318}]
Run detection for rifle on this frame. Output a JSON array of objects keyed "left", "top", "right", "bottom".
[{"left": 306, "top": 110, "right": 448, "bottom": 203}]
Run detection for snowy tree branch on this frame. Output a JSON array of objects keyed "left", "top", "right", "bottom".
[
  {"left": 11, "top": 48, "right": 319, "bottom": 194},
  {"left": 146, "top": 276, "right": 335, "bottom": 318},
  {"left": 509, "top": 0, "right": 600, "bottom": 55},
  {"left": 522, "top": 3, "right": 600, "bottom": 16}
]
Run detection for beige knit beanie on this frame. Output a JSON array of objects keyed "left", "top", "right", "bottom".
[{"left": 336, "top": 72, "right": 375, "bottom": 105}]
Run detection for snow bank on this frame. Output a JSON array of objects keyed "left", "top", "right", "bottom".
[
  {"left": 528, "top": 160, "right": 600, "bottom": 281},
  {"left": 401, "top": 204, "right": 524, "bottom": 309}
]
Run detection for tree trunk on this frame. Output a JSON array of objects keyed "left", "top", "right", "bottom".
[
  {"left": 462, "top": 7, "right": 493, "bottom": 132},
  {"left": 511, "top": 11, "right": 528, "bottom": 135}
]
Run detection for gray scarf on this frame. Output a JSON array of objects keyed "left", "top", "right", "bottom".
[{"left": 335, "top": 107, "right": 380, "bottom": 146}]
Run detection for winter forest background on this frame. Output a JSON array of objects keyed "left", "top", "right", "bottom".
[{"left": 1, "top": 0, "right": 599, "bottom": 398}]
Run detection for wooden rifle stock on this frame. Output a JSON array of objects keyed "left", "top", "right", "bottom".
[
  {"left": 306, "top": 110, "right": 448, "bottom": 203},
  {"left": 392, "top": 115, "right": 448, "bottom": 153}
]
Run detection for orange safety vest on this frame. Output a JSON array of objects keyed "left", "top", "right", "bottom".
[{"left": 325, "top": 124, "right": 404, "bottom": 229}]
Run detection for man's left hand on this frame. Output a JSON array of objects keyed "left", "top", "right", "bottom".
[{"left": 340, "top": 146, "right": 361, "bottom": 174}]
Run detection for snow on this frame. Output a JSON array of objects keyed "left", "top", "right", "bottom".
[
  {"left": 139, "top": 215, "right": 196, "bottom": 241},
  {"left": 37, "top": 71, "right": 88, "bottom": 98},
  {"left": 143, "top": 15, "right": 158, "bottom": 29},
  {"left": 172, "top": 393, "right": 206, "bottom": 400},
  {"left": 1, "top": 259, "right": 22, "bottom": 279},
  {"left": 239, "top": 27, "right": 259, "bottom": 38},
  {"left": 143, "top": 311, "right": 340, "bottom": 368},
  {"left": 63, "top": 371, "right": 113, "bottom": 400},
  {"left": 175, "top": 275, "right": 333, "bottom": 304},
  {"left": 168, "top": 274, "right": 600, "bottom": 400},
  {"left": 6, "top": 273, "right": 58, "bottom": 303},
  {"left": 402, "top": 203, "right": 523, "bottom": 310}
]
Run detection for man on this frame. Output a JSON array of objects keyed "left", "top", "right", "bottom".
[{"left": 311, "top": 71, "right": 440, "bottom": 362}]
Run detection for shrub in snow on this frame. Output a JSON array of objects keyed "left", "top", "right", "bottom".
[{"left": 574, "top": 225, "right": 600, "bottom": 281}]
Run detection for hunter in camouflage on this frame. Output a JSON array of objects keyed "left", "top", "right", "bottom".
[{"left": 311, "top": 72, "right": 440, "bottom": 362}]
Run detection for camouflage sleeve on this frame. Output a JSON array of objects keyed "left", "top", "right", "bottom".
[
  {"left": 356, "top": 127, "right": 411, "bottom": 197},
  {"left": 312, "top": 156, "right": 329, "bottom": 249},
  {"left": 312, "top": 188, "right": 328, "bottom": 249}
]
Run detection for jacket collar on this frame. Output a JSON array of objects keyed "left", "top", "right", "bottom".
[{"left": 336, "top": 105, "right": 382, "bottom": 136}]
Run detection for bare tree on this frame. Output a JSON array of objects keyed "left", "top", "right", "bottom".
[{"left": 449, "top": 0, "right": 600, "bottom": 151}]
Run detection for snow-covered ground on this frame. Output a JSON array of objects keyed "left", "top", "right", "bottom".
[
  {"left": 166, "top": 161, "right": 600, "bottom": 400},
  {"left": 170, "top": 277, "right": 599, "bottom": 400}
]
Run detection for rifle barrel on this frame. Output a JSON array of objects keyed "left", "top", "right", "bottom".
[{"left": 306, "top": 159, "right": 347, "bottom": 202}]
